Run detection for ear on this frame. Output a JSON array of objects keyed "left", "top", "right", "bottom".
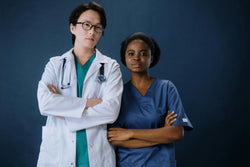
[
  {"left": 70, "top": 23, "right": 76, "bottom": 35},
  {"left": 150, "top": 55, "right": 154, "bottom": 64}
]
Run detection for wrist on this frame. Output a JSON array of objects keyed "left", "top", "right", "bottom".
[{"left": 130, "top": 129, "right": 135, "bottom": 139}]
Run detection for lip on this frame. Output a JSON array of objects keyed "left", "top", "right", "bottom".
[
  {"left": 86, "top": 37, "right": 94, "bottom": 41},
  {"left": 131, "top": 63, "right": 141, "bottom": 68}
]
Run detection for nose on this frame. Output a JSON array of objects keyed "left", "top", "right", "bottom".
[
  {"left": 133, "top": 53, "right": 140, "bottom": 60},
  {"left": 88, "top": 26, "right": 95, "bottom": 34}
]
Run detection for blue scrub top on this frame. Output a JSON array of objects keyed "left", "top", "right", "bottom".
[{"left": 112, "top": 79, "right": 193, "bottom": 167}]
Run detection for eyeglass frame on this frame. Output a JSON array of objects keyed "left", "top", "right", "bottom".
[{"left": 76, "top": 22, "right": 104, "bottom": 33}]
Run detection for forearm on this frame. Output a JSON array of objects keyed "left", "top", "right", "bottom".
[
  {"left": 66, "top": 66, "right": 123, "bottom": 131},
  {"left": 130, "top": 126, "right": 184, "bottom": 144},
  {"left": 110, "top": 139, "right": 159, "bottom": 148},
  {"left": 66, "top": 97, "right": 121, "bottom": 131},
  {"left": 38, "top": 82, "right": 86, "bottom": 118}
]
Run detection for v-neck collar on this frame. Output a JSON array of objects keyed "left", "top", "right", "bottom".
[
  {"left": 129, "top": 78, "right": 157, "bottom": 97},
  {"left": 72, "top": 50, "right": 96, "bottom": 68}
]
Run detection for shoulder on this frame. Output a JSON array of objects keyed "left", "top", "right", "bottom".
[
  {"left": 49, "top": 56, "right": 61, "bottom": 64},
  {"left": 124, "top": 81, "right": 131, "bottom": 88},
  {"left": 96, "top": 49, "right": 120, "bottom": 67},
  {"left": 155, "top": 79, "right": 175, "bottom": 87},
  {"left": 122, "top": 81, "right": 132, "bottom": 97},
  {"left": 154, "top": 79, "right": 179, "bottom": 93},
  {"left": 47, "top": 49, "right": 72, "bottom": 67}
]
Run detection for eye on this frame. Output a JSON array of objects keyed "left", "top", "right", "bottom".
[
  {"left": 84, "top": 22, "right": 91, "bottom": 28},
  {"left": 140, "top": 51, "right": 148, "bottom": 56},
  {"left": 95, "top": 26, "right": 103, "bottom": 32},
  {"left": 127, "top": 52, "right": 134, "bottom": 56},
  {"left": 95, "top": 25, "right": 103, "bottom": 29}
]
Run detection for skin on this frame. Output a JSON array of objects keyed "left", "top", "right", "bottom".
[
  {"left": 107, "top": 39, "right": 184, "bottom": 148},
  {"left": 125, "top": 40, "right": 154, "bottom": 96},
  {"left": 70, "top": 9, "right": 102, "bottom": 66},
  {"left": 47, "top": 9, "right": 104, "bottom": 119}
]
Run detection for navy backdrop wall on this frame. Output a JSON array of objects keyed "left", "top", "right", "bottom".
[{"left": 0, "top": 0, "right": 249, "bottom": 166}]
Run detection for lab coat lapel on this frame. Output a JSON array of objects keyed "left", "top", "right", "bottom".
[
  {"left": 84, "top": 49, "right": 107, "bottom": 84},
  {"left": 61, "top": 49, "right": 77, "bottom": 97}
]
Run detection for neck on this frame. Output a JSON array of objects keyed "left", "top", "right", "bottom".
[
  {"left": 130, "top": 72, "right": 152, "bottom": 87},
  {"left": 130, "top": 72, "right": 155, "bottom": 96},
  {"left": 73, "top": 44, "right": 95, "bottom": 66}
]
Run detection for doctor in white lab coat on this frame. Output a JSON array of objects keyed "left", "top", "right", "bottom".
[{"left": 36, "top": 2, "right": 123, "bottom": 167}]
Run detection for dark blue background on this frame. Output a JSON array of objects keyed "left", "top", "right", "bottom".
[{"left": 0, "top": 0, "right": 249, "bottom": 166}]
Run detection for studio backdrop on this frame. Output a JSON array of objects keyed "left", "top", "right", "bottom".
[{"left": 0, "top": 0, "right": 248, "bottom": 166}]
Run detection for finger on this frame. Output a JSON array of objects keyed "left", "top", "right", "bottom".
[
  {"left": 47, "top": 84, "right": 55, "bottom": 92},
  {"left": 169, "top": 114, "right": 178, "bottom": 120},
  {"left": 169, "top": 111, "right": 175, "bottom": 116},
  {"left": 110, "top": 127, "right": 122, "bottom": 131},
  {"left": 49, "top": 85, "right": 59, "bottom": 94},
  {"left": 108, "top": 128, "right": 117, "bottom": 131},
  {"left": 107, "top": 132, "right": 112, "bottom": 138},
  {"left": 108, "top": 131, "right": 118, "bottom": 137},
  {"left": 166, "top": 112, "right": 171, "bottom": 120},
  {"left": 169, "top": 118, "right": 177, "bottom": 125},
  {"left": 51, "top": 85, "right": 57, "bottom": 92},
  {"left": 166, "top": 111, "right": 175, "bottom": 119},
  {"left": 47, "top": 84, "right": 52, "bottom": 90},
  {"left": 56, "top": 116, "right": 65, "bottom": 120}
]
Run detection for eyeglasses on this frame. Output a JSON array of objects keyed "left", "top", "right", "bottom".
[{"left": 76, "top": 22, "right": 104, "bottom": 33}]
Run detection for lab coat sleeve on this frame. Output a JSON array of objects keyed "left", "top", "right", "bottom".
[
  {"left": 37, "top": 58, "right": 86, "bottom": 118},
  {"left": 65, "top": 62, "right": 123, "bottom": 131}
]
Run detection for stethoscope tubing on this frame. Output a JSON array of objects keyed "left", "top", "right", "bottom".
[{"left": 60, "top": 59, "right": 106, "bottom": 89}]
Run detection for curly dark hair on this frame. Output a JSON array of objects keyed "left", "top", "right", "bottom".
[
  {"left": 69, "top": 2, "right": 107, "bottom": 45},
  {"left": 120, "top": 32, "right": 160, "bottom": 68}
]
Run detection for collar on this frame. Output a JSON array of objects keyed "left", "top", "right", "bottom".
[{"left": 60, "top": 48, "right": 108, "bottom": 64}]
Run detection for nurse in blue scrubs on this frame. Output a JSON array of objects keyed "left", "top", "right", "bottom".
[{"left": 108, "top": 32, "right": 193, "bottom": 167}]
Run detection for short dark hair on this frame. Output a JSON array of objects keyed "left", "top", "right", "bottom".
[
  {"left": 120, "top": 32, "right": 160, "bottom": 68},
  {"left": 69, "top": 2, "right": 107, "bottom": 45}
]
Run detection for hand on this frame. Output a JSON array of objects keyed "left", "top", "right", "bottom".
[
  {"left": 86, "top": 98, "right": 102, "bottom": 108},
  {"left": 108, "top": 128, "right": 133, "bottom": 141},
  {"left": 47, "top": 84, "right": 59, "bottom": 94},
  {"left": 56, "top": 116, "right": 65, "bottom": 120},
  {"left": 164, "top": 111, "right": 177, "bottom": 127}
]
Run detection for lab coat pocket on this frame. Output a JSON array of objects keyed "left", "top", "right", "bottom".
[{"left": 38, "top": 126, "right": 60, "bottom": 165}]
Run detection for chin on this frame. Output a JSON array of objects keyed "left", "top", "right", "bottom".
[{"left": 82, "top": 44, "right": 95, "bottom": 50}]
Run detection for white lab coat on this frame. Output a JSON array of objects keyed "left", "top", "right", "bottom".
[{"left": 37, "top": 48, "right": 123, "bottom": 167}]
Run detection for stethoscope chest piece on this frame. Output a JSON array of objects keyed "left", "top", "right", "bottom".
[
  {"left": 98, "top": 63, "right": 106, "bottom": 83},
  {"left": 98, "top": 75, "right": 106, "bottom": 82}
]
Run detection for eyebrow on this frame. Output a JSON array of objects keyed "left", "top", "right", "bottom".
[
  {"left": 127, "top": 49, "right": 148, "bottom": 52},
  {"left": 80, "top": 20, "right": 102, "bottom": 25},
  {"left": 126, "top": 49, "right": 135, "bottom": 52}
]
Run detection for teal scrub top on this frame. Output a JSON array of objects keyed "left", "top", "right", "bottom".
[{"left": 73, "top": 51, "right": 96, "bottom": 167}]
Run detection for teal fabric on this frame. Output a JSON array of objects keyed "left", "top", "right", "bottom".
[{"left": 73, "top": 51, "right": 96, "bottom": 167}]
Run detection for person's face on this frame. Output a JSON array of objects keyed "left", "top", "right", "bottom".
[
  {"left": 70, "top": 10, "right": 102, "bottom": 49},
  {"left": 125, "top": 39, "right": 153, "bottom": 73}
]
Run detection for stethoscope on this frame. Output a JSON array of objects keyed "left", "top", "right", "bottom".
[{"left": 60, "top": 58, "right": 106, "bottom": 89}]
